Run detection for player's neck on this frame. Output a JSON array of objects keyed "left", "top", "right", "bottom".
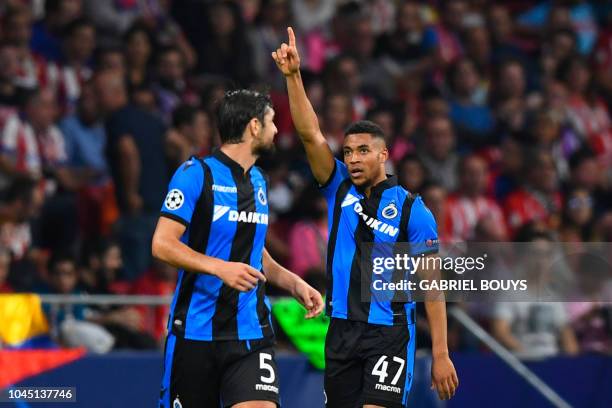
[
  {"left": 220, "top": 144, "right": 257, "bottom": 174},
  {"left": 363, "top": 172, "right": 388, "bottom": 198}
]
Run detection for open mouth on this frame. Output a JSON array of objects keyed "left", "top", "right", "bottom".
[{"left": 350, "top": 169, "right": 364, "bottom": 178}]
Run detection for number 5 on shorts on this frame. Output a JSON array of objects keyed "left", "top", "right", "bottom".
[
  {"left": 372, "top": 356, "right": 405, "bottom": 385},
  {"left": 259, "top": 353, "right": 275, "bottom": 384}
]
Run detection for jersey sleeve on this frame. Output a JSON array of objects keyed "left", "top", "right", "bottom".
[
  {"left": 407, "top": 196, "right": 439, "bottom": 256},
  {"left": 160, "top": 159, "right": 205, "bottom": 226},
  {"left": 319, "top": 158, "right": 349, "bottom": 201}
]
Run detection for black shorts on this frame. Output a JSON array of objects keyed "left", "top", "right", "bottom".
[
  {"left": 159, "top": 333, "right": 280, "bottom": 408},
  {"left": 324, "top": 318, "right": 416, "bottom": 408}
]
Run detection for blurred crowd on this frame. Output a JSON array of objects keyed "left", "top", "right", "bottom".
[{"left": 0, "top": 0, "right": 610, "bottom": 356}]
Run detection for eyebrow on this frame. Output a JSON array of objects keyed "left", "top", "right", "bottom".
[{"left": 344, "top": 144, "right": 371, "bottom": 149}]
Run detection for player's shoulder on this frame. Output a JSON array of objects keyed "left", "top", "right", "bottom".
[
  {"left": 170, "top": 156, "right": 206, "bottom": 185},
  {"left": 407, "top": 194, "right": 435, "bottom": 222},
  {"left": 389, "top": 183, "right": 413, "bottom": 204},
  {"left": 179, "top": 156, "right": 206, "bottom": 174}
]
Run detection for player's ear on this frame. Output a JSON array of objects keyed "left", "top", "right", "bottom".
[
  {"left": 248, "top": 117, "right": 260, "bottom": 137},
  {"left": 379, "top": 147, "right": 389, "bottom": 163}
]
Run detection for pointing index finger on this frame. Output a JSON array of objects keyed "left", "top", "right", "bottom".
[{"left": 288, "top": 26, "right": 296, "bottom": 47}]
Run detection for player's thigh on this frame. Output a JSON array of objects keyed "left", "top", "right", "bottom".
[
  {"left": 324, "top": 319, "right": 364, "bottom": 408},
  {"left": 160, "top": 333, "right": 220, "bottom": 408},
  {"left": 220, "top": 338, "right": 280, "bottom": 408},
  {"left": 362, "top": 324, "right": 415, "bottom": 408}
]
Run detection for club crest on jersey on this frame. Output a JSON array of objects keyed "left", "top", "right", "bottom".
[
  {"left": 381, "top": 203, "right": 398, "bottom": 219},
  {"left": 173, "top": 396, "right": 183, "bottom": 408},
  {"left": 257, "top": 186, "right": 267, "bottom": 205},
  {"left": 165, "top": 189, "right": 184, "bottom": 210}
]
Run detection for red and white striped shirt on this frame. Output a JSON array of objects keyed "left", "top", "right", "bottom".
[
  {"left": 0, "top": 114, "right": 67, "bottom": 189},
  {"left": 443, "top": 193, "right": 506, "bottom": 242}
]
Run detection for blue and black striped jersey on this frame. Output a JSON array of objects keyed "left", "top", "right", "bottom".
[
  {"left": 160, "top": 149, "right": 272, "bottom": 341},
  {"left": 321, "top": 159, "right": 439, "bottom": 325}
]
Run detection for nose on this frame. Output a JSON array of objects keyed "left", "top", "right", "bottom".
[{"left": 348, "top": 152, "right": 360, "bottom": 164}]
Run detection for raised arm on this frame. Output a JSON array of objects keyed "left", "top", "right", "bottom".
[{"left": 272, "top": 27, "right": 335, "bottom": 185}]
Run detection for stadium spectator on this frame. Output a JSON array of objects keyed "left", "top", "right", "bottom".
[
  {"left": 55, "top": 17, "right": 95, "bottom": 113},
  {"left": 491, "top": 230, "right": 580, "bottom": 359},
  {"left": 30, "top": 0, "right": 82, "bottom": 62},
  {"left": 0, "top": 248, "right": 11, "bottom": 293},
  {"left": 59, "top": 80, "right": 115, "bottom": 238},
  {"left": 321, "top": 92, "right": 352, "bottom": 154},
  {"left": 95, "top": 69, "right": 168, "bottom": 280},
  {"left": 558, "top": 56, "right": 612, "bottom": 160},
  {"left": 152, "top": 46, "right": 193, "bottom": 124},
  {"left": 504, "top": 149, "right": 562, "bottom": 237},
  {"left": 593, "top": 10, "right": 612, "bottom": 106},
  {"left": 517, "top": 0, "right": 597, "bottom": 55},
  {"left": 122, "top": 22, "right": 154, "bottom": 93},
  {"left": 490, "top": 136, "right": 524, "bottom": 201},
  {"left": 345, "top": 13, "right": 392, "bottom": 101},
  {"left": 396, "top": 154, "right": 427, "bottom": 194},
  {"left": 491, "top": 58, "right": 532, "bottom": 136},
  {"left": 446, "top": 57, "right": 494, "bottom": 149},
  {"left": 0, "top": 179, "right": 43, "bottom": 264},
  {"left": 288, "top": 184, "right": 328, "bottom": 278},
  {"left": 487, "top": 4, "right": 528, "bottom": 66},
  {"left": 421, "top": 182, "right": 448, "bottom": 242},
  {"left": 566, "top": 254, "right": 612, "bottom": 354},
  {"left": 250, "top": 0, "right": 292, "bottom": 90},
  {"left": 0, "top": 43, "right": 25, "bottom": 117},
  {"left": 463, "top": 24, "right": 492, "bottom": 78},
  {"left": 94, "top": 46, "right": 125, "bottom": 76},
  {"left": 2, "top": 5, "right": 49, "bottom": 91},
  {"left": 324, "top": 54, "right": 373, "bottom": 121},
  {"left": 566, "top": 147, "right": 609, "bottom": 214},
  {"left": 562, "top": 187, "right": 594, "bottom": 241},
  {"left": 165, "top": 104, "right": 212, "bottom": 172},
  {"left": 195, "top": 1, "right": 256, "bottom": 86},
  {"left": 419, "top": 115, "right": 459, "bottom": 191},
  {"left": 444, "top": 155, "right": 506, "bottom": 242},
  {"left": 59, "top": 80, "right": 107, "bottom": 182},
  {"left": 429, "top": 0, "right": 467, "bottom": 82},
  {"left": 374, "top": 0, "right": 437, "bottom": 82},
  {"left": 291, "top": 0, "right": 334, "bottom": 35},
  {"left": 79, "top": 240, "right": 121, "bottom": 295},
  {"left": 82, "top": 0, "right": 140, "bottom": 47}
]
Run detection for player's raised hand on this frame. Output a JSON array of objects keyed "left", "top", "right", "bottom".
[
  {"left": 272, "top": 26, "right": 300, "bottom": 76},
  {"left": 216, "top": 261, "right": 267, "bottom": 292},
  {"left": 292, "top": 279, "right": 324, "bottom": 319},
  {"left": 431, "top": 353, "right": 459, "bottom": 400}
]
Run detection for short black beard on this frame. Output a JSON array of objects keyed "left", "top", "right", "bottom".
[{"left": 252, "top": 142, "right": 276, "bottom": 157}]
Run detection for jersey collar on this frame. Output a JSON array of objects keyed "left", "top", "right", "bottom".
[
  {"left": 358, "top": 175, "right": 398, "bottom": 197},
  {"left": 213, "top": 148, "right": 251, "bottom": 175}
]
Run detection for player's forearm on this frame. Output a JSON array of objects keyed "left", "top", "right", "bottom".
[
  {"left": 262, "top": 248, "right": 301, "bottom": 295},
  {"left": 152, "top": 232, "right": 225, "bottom": 277},
  {"left": 425, "top": 300, "right": 449, "bottom": 357},
  {"left": 285, "top": 72, "right": 321, "bottom": 142},
  {"left": 417, "top": 255, "right": 449, "bottom": 356}
]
